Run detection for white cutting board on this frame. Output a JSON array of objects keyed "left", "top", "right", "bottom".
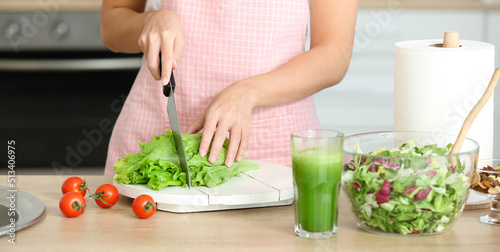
[{"left": 113, "top": 161, "right": 294, "bottom": 213}]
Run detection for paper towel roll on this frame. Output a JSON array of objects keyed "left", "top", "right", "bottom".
[{"left": 394, "top": 39, "right": 495, "bottom": 160}]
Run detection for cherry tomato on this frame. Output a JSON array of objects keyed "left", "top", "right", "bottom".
[
  {"left": 61, "top": 176, "right": 88, "bottom": 197},
  {"left": 132, "top": 194, "right": 156, "bottom": 219},
  {"left": 59, "top": 192, "right": 86, "bottom": 218},
  {"left": 90, "top": 184, "right": 119, "bottom": 208}
]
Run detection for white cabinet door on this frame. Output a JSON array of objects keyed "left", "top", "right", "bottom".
[{"left": 313, "top": 9, "right": 485, "bottom": 137}]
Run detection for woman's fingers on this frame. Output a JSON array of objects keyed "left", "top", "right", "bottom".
[
  {"left": 225, "top": 128, "right": 242, "bottom": 167},
  {"left": 186, "top": 113, "right": 205, "bottom": 134},
  {"left": 187, "top": 105, "right": 248, "bottom": 167},
  {"left": 138, "top": 10, "right": 184, "bottom": 82},
  {"left": 159, "top": 30, "right": 175, "bottom": 84},
  {"left": 201, "top": 116, "right": 243, "bottom": 167},
  {"left": 198, "top": 112, "right": 217, "bottom": 159},
  {"left": 236, "top": 124, "right": 250, "bottom": 162},
  {"left": 207, "top": 124, "right": 228, "bottom": 164},
  {"left": 145, "top": 40, "right": 161, "bottom": 80},
  {"left": 185, "top": 79, "right": 256, "bottom": 167}
]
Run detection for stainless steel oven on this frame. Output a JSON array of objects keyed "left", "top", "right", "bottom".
[{"left": 0, "top": 11, "right": 142, "bottom": 173}]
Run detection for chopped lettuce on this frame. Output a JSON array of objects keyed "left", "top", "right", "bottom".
[
  {"left": 342, "top": 140, "right": 469, "bottom": 235},
  {"left": 114, "top": 130, "right": 259, "bottom": 190}
]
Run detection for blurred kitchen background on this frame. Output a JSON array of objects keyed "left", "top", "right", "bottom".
[{"left": 0, "top": 0, "right": 499, "bottom": 175}]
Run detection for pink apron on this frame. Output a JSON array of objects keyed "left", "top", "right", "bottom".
[{"left": 104, "top": 0, "right": 320, "bottom": 175}]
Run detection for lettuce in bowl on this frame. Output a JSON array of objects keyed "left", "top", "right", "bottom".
[{"left": 342, "top": 132, "right": 478, "bottom": 236}]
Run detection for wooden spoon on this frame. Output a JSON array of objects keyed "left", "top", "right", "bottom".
[{"left": 450, "top": 67, "right": 500, "bottom": 154}]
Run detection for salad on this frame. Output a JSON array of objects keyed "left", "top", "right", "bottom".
[{"left": 342, "top": 139, "right": 470, "bottom": 235}]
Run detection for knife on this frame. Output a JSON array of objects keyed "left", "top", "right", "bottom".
[{"left": 160, "top": 57, "right": 191, "bottom": 188}]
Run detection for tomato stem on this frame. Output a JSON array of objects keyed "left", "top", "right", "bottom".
[
  {"left": 88, "top": 190, "right": 112, "bottom": 206},
  {"left": 72, "top": 201, "right": 85, "bottom": 211},
  {"left": 79, "top": 179, "right": 89, "bottom": 193},
  {"left": 144, "top": 201, "right": 155, "bottom": 212}
]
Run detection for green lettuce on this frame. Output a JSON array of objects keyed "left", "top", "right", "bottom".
[
  {"left": 114, "top": 130, "right": 259, "bottom": 190},
  {"left": 342, "top": 140, "right": 469, "bottom": 235}
]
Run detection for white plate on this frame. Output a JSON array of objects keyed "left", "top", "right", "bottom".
[
  {"left": 114, "top": 161, "right": 294, "bottom": 213},
  {"left": 0, "top": 185, "right": 46, "bottom": 236}
]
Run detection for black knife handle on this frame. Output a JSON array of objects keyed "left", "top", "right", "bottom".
[
  {"left": 162, "top": 71, "right": 176, "bottom": 97},
  {"left": 159, "top": 53, "right": 176, "bottom": 97}
]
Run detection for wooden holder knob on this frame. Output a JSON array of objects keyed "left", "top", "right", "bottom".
[{"left": 443, "top": 31, "right": 460, "bottom": 48}]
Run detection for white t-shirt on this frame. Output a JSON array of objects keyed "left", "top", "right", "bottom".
[{"left": 145, "top": 0, "right": 160, "bottom": 12}]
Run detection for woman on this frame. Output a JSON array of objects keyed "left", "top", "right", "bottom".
[{"left": 101, "top": 0, "right": 358, "bottom": 175}]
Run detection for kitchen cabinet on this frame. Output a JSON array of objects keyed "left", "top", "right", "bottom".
[
  {"left": 312, "top": 8, "right": 500, "bottom": 156},
  {"left": 0, "top": 0, "right": 101, "bottom": 11}
]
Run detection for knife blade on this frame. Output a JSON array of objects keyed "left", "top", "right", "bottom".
[{"left": 160, "top": 58, "right": 191, "bottom": 188}]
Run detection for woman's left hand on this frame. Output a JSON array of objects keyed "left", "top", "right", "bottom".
[{"left": 186, "top": 81, "right": 258, "bottom": 167}]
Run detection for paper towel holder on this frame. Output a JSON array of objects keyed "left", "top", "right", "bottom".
[{"left": 430, "top": 31, "right": 462, "bottom": 48}]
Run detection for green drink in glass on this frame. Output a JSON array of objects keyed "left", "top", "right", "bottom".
[{"left": 291, "top": 129, "right": 344, "bottom": 238}]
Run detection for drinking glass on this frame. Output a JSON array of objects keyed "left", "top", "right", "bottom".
[{"left": 291, "top": 129, "right": 344, "bottom": 238}]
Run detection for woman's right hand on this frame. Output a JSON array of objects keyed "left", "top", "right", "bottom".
[{"left": 139, "top": 10, "right": 184, "bottom": 84}]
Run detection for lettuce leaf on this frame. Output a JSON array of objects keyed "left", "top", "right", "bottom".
[
  {"left": 343, "top": 139, "right": 469, "bottom": 235},
  {"left": 114, "top": 130, "right": 259, "bottom": 190}
]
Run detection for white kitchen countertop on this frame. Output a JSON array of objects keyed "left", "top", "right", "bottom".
[{"left": 0, "top": 175, "right": 497, "bottom": 251}]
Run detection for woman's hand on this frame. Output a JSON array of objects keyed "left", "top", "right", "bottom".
[
  {"left": 139, "top": 10, "right": 184, "bottom": 84},
  {"left": 186, "top": 81, "right": 258, "bottom": 167},
  {"left": 100, "top": 1, "right": 184, "bottom": 83}
]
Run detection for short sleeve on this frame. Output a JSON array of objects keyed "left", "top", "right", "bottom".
[{"left": 145, "top": 0, "right": 161, "bottom": 12}]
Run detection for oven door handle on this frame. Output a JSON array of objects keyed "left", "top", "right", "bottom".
[{"left": 0, "top": 58, "right": 142, "bottom": 71}]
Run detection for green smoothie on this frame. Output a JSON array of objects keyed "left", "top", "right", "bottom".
[{"left": 292, "top": 147, "right": 342, "bottom": 233}]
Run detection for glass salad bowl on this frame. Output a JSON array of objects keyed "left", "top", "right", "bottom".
[
  {"left": 341, "top": 131, "right": 479, "bottom": 236},
  {"left": 470, "top": 159, "right": 500, "bottom": 225}
]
